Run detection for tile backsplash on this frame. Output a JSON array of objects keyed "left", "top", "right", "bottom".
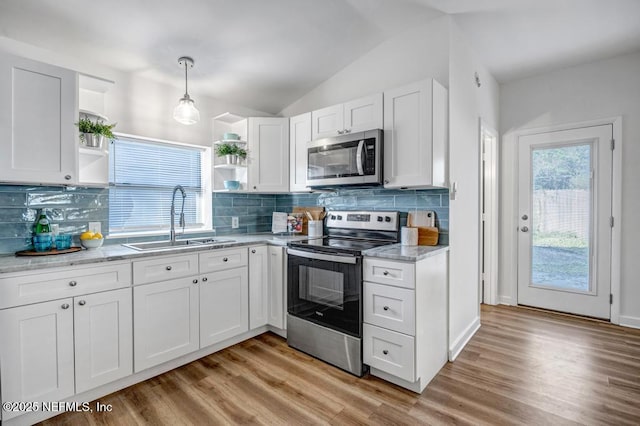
[
  {"left": 0, "top": 185, "right": 449, "bottom": 254},
  {"left": 0, "top": 185, "right": 108, "bottom": 253}
]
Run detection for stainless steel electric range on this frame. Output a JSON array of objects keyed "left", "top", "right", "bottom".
[{"left": 286, "top": 210, "right": 403, "bottom": 376}]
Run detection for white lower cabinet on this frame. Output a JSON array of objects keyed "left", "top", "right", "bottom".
[
  {"left": 268, "top": 246, "right": 285, "bottom": 329},
  {"left": 363, "top": 253, "right": 447, "bottom": 393},
  {"left": 249, "top": 245, "right": 269, "bottom": 329},
  {"left": 133, "top": 277, "right": 200, "bottom": 372},
  {"left": 363, "top": 323, "right": 415, "bottom": 382},
  {"left": 200, "top": 267, "right": 249, "bottom": 347},
  {"left": 74, "top": 288, "right": 133, "bottom": 393},
  {"left": 0, "top": 299, "right": 75, "bottom": 421},
  {"left": 0, "top": 287, "right": 133, "bottom": 421}
]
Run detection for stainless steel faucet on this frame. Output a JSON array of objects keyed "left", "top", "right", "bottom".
[{"left": 170, "top": 185, "right": 187, "bottom": 243}]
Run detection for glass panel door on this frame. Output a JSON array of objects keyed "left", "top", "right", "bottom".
[
  {"left": 531, "top": 143, "right": 592, "bottom": 292},
  {"left": 517, "top": 124, "right": 612, "bottom": 319}
]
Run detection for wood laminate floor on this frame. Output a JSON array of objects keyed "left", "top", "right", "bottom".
[{"left": 41, "top": 305, "right": 640, "bottom": 425}]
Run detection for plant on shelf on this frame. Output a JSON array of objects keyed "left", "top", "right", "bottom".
[
  {"left": 215, "top": 143, "right": 247, "bottom": 165},
  {"left": 76, "top": 118, "right": 117, "bottom": 148}
]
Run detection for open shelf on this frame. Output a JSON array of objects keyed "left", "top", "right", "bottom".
[
  {"left": 79, "top": 109, "right": 109, "bottom": 122},
  {"left": 213, "top": 112, "right": 246, "bottom": 124},
  {"left": 214, "top": 139, "right": 247, "bottom": 146},
  {"left": 79, "top": 146, "right": 108, "bottom": 157},
  {"left": 214, "top": 164, "right": 247, "bottom": 170}
]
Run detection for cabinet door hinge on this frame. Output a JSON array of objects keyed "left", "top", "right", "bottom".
[
  {"left": 611, "top": 139, "right": 615, "bottom": 150},
  {"left": 610, "top": 216, "right": 614, "bottom": 228},
  {"left": 610, "top": 294, "right": 613, "bottom": 305}
]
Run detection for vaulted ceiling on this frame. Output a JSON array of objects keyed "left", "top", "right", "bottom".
[{"left": 1, "top": 0, "right": 639, "bottom": 114}]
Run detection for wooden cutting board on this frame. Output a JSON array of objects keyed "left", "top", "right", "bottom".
[
  {"left": 408, "top": 211, "right": 438, "bottom": 245},
  {"left": 293, "top": 206, "right": 325, "bottom": 235}
]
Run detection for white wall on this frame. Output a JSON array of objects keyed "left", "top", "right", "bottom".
[
  {"left": 279, "top": 16, "right": 451, "bottom": 116},
  {"left": 0, "top": 37, "right": 269, "bottom": 146},
  {"left": 499, "top": 51, "right": 640, "bottom": 327},
  {"left": 447, "top": 22, "right": 500, "bottom": 359}
]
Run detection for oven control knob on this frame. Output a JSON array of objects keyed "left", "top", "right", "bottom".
[
  {"left": 385, "top": 216, "right": 391, "bottom": 222},
  {"left": 331, "top": 215, "right": 336, "bottom": 220},
  {"left": 377, "top": 216, "right": 383, "bottom": 222},
  {"left": 337, "top": 215, "right": 343, "bottom": 220}
]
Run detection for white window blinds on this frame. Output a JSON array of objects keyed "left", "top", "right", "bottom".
[{"left": 108, "top": 135, "right": 211, "bottom": 235}]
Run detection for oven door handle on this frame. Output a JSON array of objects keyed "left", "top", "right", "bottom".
[
  {"left": 356, "top": 139, "right": 365, "bottom": 176},
  {"left": 287, "top": 248, "right": 358, "bottom": 264}
]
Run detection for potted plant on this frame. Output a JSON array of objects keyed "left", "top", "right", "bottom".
[
  {"left": 76, "top": 118, "right": 117, "bottom": 149},
  {"left": 215, "top": 143, "right": 247, "bottom": 165}
]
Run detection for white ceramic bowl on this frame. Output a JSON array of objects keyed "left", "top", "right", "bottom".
[{"left": 81, "top": 238, "right": 104, "bottom": 249}]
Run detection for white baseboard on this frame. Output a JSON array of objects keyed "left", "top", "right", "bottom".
[
  {"left": 448, "top": 316, "right": 481, "bottom": 361},
  {"left": 619, "top": 315, "right": 640, "bottom": 329},
  {"left": 498, "top": 295, "right": 514, "bottom": 305}
]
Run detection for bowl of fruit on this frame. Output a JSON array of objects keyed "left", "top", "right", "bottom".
[{"left": 80, "top": 231, "right": 104, "bottom": 249}]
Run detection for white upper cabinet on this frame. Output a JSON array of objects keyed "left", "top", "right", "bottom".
[
  {"left": 383, "top": 79, "right": 448, "bottom": 189},
  {"left": 0, "top": 52, "right": 78, "bottom": 185},
  {"left": 289, "top": 112, "right": 312, "bottom": 192},
  {"left": 311, "top": 93, "right": 383, "bottom": 140},
  {"left": 343, "top": 93, "right": 383, "bottom": 134},
  {"left": 247, "top": 117, "right": 290, "bottom": 192}
]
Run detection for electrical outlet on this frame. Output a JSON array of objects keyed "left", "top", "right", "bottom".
[
  {"left": 232, "top": 217, "right": 239, "bottom": 229},
  {"left": 88, "top": 222, "right": 101, "bottom": 234}
]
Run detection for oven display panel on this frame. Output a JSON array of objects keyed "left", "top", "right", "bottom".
[{"left": 346, "top": 214, "right": 370, "bottom": 222}]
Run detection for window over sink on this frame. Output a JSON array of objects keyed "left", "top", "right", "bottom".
[{"left": 108, "top": 134, "right": 211, "bottom": 236}]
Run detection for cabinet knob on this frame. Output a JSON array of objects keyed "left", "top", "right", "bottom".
[
  {"left": 193, "top": 279, "right": 199, "bottom": 284},
  {"left": 251, "top": 249, "right": 256, "bottom": 254},
  {"left": 69, "top": 280, "right": 77, "bottom": 287},
  {"left": 223, "top": 257, "right": 228, "bottom": 262},
  {"left": 61, "top": 303, "right": 70, "bottom": 310},
  {"left": 384, "top": 179, "right": 390, "bottom": 184},
  {"left": 383, "top": 306, "right": 389, "bottom": 311},
  {"left": 78, "top": 300, "right": 86, "bottom": 306},
  {"left": 383, "top": 271, "right": 389, "bottom": 276},
  {"left": 64, "top": 175, "right": 72, "bottom": 180},
  {"left": 383, "top": 350, "right": 389, "bottom": 355},
  {"left": 202, "top": 277, "right": 208, "bottom": 282},
  {"left": 253, "top": 186, "right": 257, "bottom": 190},
  {"left": 521, "top": 226, "right": 529, "bottom": 233},
  {"left": 337, "top": 130, "right": 344, "bottom": 134},
  {"left": 344, "top": 128, "right": 351, "bottom": 133},
  {"left": 166, "top": 266, "right": 172, "bottom": 271}
]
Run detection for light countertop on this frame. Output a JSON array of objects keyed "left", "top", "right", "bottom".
[
  {"left": 0, "top": 233, "right": 319, "bottom": 274},
  {"left": 363, "top": 243, "right": 449, "bottom": 262}
]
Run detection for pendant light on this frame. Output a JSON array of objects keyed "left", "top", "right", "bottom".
[{"left": 173, "top": 56, "right": 200, "bottom": 125}]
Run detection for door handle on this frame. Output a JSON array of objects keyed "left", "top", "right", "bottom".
[
  {"left": 356, "top": 140, "right": 365, "bottom": 175},
  {"left": 521, "top": 226, "right": 529, "bottom": 232}
]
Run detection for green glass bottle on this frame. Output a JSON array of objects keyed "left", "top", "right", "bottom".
[{"left": 34, "top": 213, "right": 51, "bottom": 234}]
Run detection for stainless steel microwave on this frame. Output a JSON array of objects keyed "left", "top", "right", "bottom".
[{"left": 306, "top": 129, "right": 382, "bottom": 188}]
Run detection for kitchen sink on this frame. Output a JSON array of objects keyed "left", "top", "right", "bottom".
[{"left": 123, "top": 238, "right": 234, "bottom": 252}]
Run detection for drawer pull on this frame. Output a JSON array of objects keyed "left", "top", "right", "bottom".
[
  {"left": 78, "top": 300, "right": 86, "bottom": 306},
  {"left": 202, "top": 277, "right": 208, "bottom": 282},
  {"left": 193, "top": 279, "right": 199, "bottom": 284},
  {"left": 383, "top": 306, "right": 390, "bottom": 311},
  {"left": 166, "top": 266, "right": 172, "bottom": 271},
  {"left": 223, "top": 257, "right": 228, "bottom": 262},
  {"left": 69, "top": 280, "right": 77, "bottom": 287},
  {"left": 383, "top": 271, "right": 389, "bottom": 276},
  {"left": 383, "top": 350, "right": 389, "bottom": 355},
  {"left": 61, "top": 303, "right": 70, "bottom": 310}
]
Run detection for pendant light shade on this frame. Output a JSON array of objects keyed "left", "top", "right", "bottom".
[{"left": 173, "top": 56, "right": 200, "bottom": 125}]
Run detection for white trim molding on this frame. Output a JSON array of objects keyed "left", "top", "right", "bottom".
[
  {"left": 619, "top": 316, "right": 640, "bottom": 330},
  {"left": 448, "top": 316, "right": 481, "bottom": 361}
]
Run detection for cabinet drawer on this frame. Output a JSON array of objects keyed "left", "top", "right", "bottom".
[
  {"left": 199, "top": 247, "right": 247, "bottom": 273},
  {"left": 0, "top": 261, "right": 131, "bottom": 309},
  {"left": 133, "top": 253, "right": 198, "bottom": 285},
  {"left": 364, "top": 258, "right": 415, "bottom": 288},
  {"left": 364, "top": 282, "right": 415, "bottom": 335},
  {"left": 363, "top": 323, "right": 415, "bottom": 382}
]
